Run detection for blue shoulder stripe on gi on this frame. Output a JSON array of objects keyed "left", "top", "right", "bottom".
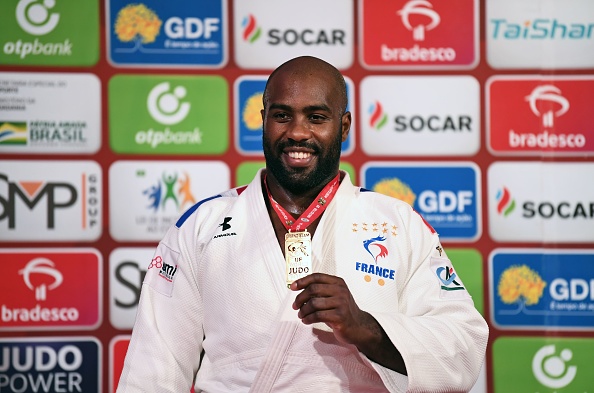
[
  {"left": 176, "top": 195, "right": 222, "bottom": 228},
  {"left": 360, "top": 188, "right": 371, "bottom": 192}
]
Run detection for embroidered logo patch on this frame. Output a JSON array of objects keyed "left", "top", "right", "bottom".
[
  {"left": 353, "top": 229, "right": 396, "bottom": 286},
  {"left": 144, "top": 243, "right": 181, "bottom": 297},
  {"left": 430, "top": 256, "right": 470, "bottom": 300}
]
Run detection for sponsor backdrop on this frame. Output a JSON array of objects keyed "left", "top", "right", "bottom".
[{"left": 0, "top": 0, "right": 592, "bottom": 391}]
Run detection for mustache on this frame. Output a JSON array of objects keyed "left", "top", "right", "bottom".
[{"left": 278, "top": 140, "right": 320, "bottom": 152}]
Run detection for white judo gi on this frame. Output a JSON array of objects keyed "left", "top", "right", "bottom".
[{"left": 117, "top": 170, "right": 488, "bottom": 393}]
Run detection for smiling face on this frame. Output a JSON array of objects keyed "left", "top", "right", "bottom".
[{"left": 261, "top": 57, "right": 351, "bottom": 195}]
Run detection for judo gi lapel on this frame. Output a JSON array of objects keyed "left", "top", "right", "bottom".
[{"left": 248, "top": 172, "right": 354, "bottom": 392}]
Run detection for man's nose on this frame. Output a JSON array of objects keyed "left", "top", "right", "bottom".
[{"left": 286, "top": 117, "right": 313, "bottom": 141}]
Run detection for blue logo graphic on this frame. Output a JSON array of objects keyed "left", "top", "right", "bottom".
[
  {"left": 363, "top": 163, "right": 480, "bottom": 241},
  {"left": 491, "top": 250, "right": 594, "bottom": 330},
  {"left": 108, "top": 0, "right": 226, "bottom": 67}
]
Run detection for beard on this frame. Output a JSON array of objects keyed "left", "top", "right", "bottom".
[{"left": 263, "top": 129, "right": 342, "bottom": 195}]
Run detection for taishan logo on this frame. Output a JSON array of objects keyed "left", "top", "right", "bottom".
[
  {"left": 368, "top": 101, "right": 388, "bottom": 130},
  {"left": 397, "top": 0, "right": 440, "bottom": 41},
  {"left": 241, "top": 14, "right": 261, "bottom": 43},
  {"left": 526, "top": 85, "right": 569, "bottom": 128},
  {"left": 496, "top": 187, "right": 515, "bottom": 217}
]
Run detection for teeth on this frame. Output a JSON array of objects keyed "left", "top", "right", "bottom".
[{"left": 288, "top": 151, "right": 311, "bottom": 159}]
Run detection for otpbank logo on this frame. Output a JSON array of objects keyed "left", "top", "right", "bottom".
[
  {"left": 0, "top": 249, "right": 101, "bottom": 331},
  {"left": 488, "top": 162, "right": 594, "bottom": 243},
  {"left": 109, "top": 160, "right": 230, "bottom": 241},
  {"left": 234, "top": 75, "right": 355, "bottom": 156},
  {"left": 493, "top": 337, "right": 594, "bottom": 392},
  {"left": 362, "top": 162, "right": 481, "bottom": 241},
  {"left": 490, "top": 249, "right": 594, "bottom": 330},
  {"left": 360, "top": 76, "right": 480, "bottom": 156},
  {"left": 233, "top": 0, "right": 353, "bottom": 69},
  {"left": 487, "top": 76, "right": 594, "bottom": 156},
  {"left": 487, "top": 0, "right": 594, "bottom": 69},
  {"left": 359, "top": 0, "right": 478, "bottom": 69},
  {"left": 0, "top": 337, "right": 101, "bottom": 393},
  {"left": 107, "top": 0, "right": 227, "bottom": 67},
  {"left": 0, "top": 160, "right": 102, "bottom": 242},
  {"left": 108, "top": 75, "right": 228, "bottom": 155},
  {"left": 0, "top": 0, "right": 99, "bottom": 66}
]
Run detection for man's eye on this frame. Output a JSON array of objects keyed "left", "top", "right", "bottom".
[
  {"left": 273, "top": 112, "right": 289, "bottom": 120},
  {"left": 310, "top": 114, "right": 327, "bottom": 122}
]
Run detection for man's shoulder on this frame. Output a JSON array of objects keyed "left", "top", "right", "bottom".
[{"left": 175, "top": 185, "right": 249, "bottom": 228}]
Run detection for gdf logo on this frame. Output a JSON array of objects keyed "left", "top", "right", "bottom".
[
  {"left": 525, "top": 85, "right": 570, "bottom": 128},
  {"left": 16, "top": 0, "right": 60, "bottom": 35},
  {"left": 19, "top": 258, "right": 63, "bottom": 301},
  {"left": 164, "top": 16, "right": 220, "bottom": 39},
  {"left": 532, "top": 345, "right": 577, "bottom": 389},
  {"left": 397, "top": 0, "right": 440, "bottom": 41},
  {"left": 147, "top": 82, "right": 190, "bottom": 125}
]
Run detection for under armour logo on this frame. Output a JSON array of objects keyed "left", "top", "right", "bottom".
[{"left": 219, "top": 217, "right": 232, "bottom": 231}]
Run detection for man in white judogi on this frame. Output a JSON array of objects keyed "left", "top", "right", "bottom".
[{"left": 117, "top": 56, "right": 488, "bottom": 392}]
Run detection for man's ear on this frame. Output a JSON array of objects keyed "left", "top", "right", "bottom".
[{"left": 341, "top": 111, "right": 352, "bottom": 142}]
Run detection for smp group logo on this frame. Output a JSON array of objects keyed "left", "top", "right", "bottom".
[
  {"left": 108, "top": 74, "right": 229, "bottom": 155},
  {"left": 488, "top": 162, "right": 594, "bottom": 243},
  {"left": 490, "top": 249, "right": 594, "bottom": 330},
  {"left": 0, "top": 160, "right": 102, "bottom": 242},
  {"left": 109, "top": 160, "right": 230, "bottom": 241},
  {"left": 360, "top": 76, "right": 480, "bottom": 156},
  {"left": 107, "top": 0, "right": 227, "bottom": 67},
  {"left": 487, "top": 0, "right": 594, "bottom": 69},
  {"left": 234, "top": 75, "right": 355, "bottom": 156},
  {"left": 0, "top": 0, "right": 99, "bottom": 66},
  {"left": 493, "top": 337, "right": 594, "bottom": 392},
  {"left": 359, "top": 0, "right": 478, "bottom": 69},
  {"left": 109, "top": 248, "right": 154, "bottom": 329},
  {"left": 0, "top": 249, "right": 101, "bottom": 331},
  {"left": 487, "top": 76, "right": 594, "bottom": 156},
  {"left": 0, "top": 72, "right": 101, "bottom": 154},
  {"left": 233, "top": 0, "right": 353, "bottom": 69},
  {"left": 362, "top": 162, "right": 481, "bottom": 241},
  {"left": 0, "top": 337, "right": 101, "bottom": 393}
]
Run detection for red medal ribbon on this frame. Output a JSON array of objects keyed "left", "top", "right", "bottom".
[{"left": 265, "top": 173, "right": 340, "bottom": 232}]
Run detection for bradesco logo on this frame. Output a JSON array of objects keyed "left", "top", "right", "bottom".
[
  {"left": 362, "top": 162, "right": 481, "bottom": 241},
  {"left": 487, "top": 76, "right": 594, "bottom": 156},
  {"left": 234, "top": 75, "right": 355, "bottom": 156},
  {"left": 493, "top": 337, "right": 594, "bottom": 392},
  {"left": 107, "top": 0, "right": 226, "bottom": 67},
  {"left": 0, "top": 160, "right": 102, "bottom": 242},
  {"left": 0, "top": 337, "right": 101, "bottom": 393},
  {"left": 490, "top": 249, "right": 594, "bottom": 330},
  {"left": 0, "top": 0, "right": 99, "bottom": 66},
  {"left": 0, "top": 249, "right": 101, "bottom": 331},
  {"left": 109, "top": 248, "right": 153, "bottom": 329},
  {"left": 108, "top": 75, "right": 228, "bottom": 155},
  {"left": 233, "top": 0, "right": 353, "bottom": 69},
  {"left": 360, "top": 76, "right": 480, "bottom": 156},
  {"left": 487, "top": 0, "right": 594, "bottom": 69},
  {"left": 359, "top": 0, "right": 478, "bottom": 69},
  {"left": 109, "top": 160, "right": 230, "bottom": 241},
  {"left": 488, "top": 162, "right": 594, "bottom": 243}
]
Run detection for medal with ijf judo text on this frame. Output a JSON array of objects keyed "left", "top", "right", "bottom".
[{"left": 265, "top": 174, "right": 341, "bottom": 288}]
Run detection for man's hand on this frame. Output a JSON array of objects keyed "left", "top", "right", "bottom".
[{"left": 290, "top": 273, "right": 407, "bottom": 374}]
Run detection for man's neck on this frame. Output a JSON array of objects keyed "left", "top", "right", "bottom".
[{"left": 263, "top": 170, "right": 340, "bottom": 217}]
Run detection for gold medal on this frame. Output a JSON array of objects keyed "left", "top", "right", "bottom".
[{"left": 285, "top": 231, "right": 312, "bottom": 288}]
